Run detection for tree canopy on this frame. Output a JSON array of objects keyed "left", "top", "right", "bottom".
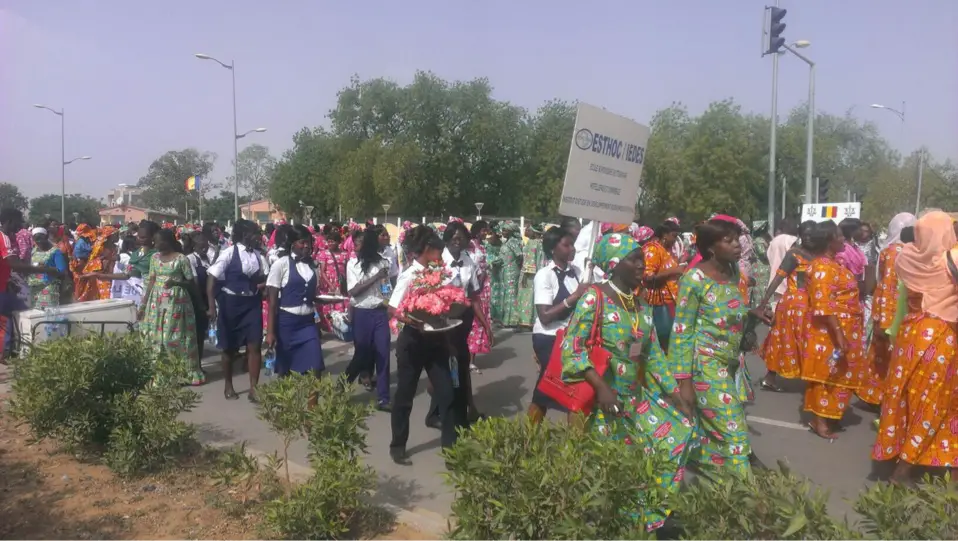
[
  {"left": 0, "top": 183, "right": 29, "bottom": 213},
  {"left": 134, "top": 71, "right": 956, "bottom": 229},
  {"left": 29, "top": 193, "right": 101, "bottom": 226}
]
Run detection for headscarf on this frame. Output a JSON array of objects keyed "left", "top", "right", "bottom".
[
  {"left": 895, "top": 211, "right": 958, "bottom": 322},
  {"left": 447, "top": 216, "right": 464, "bottom": 224},
  {"left": 75, "top": 224, "right": 96, "bottom": 242},
  {"left": 881, "top": 212, "right": 916, "bottom": 249},
  {"left": 83, "top": 226, "right": 117, "bottom": 272},
  {"left": 710, "top": 214, "right": 753, "bottom": 276},
  {"left": 592, "top": 233, "right": 639, "bottom": 274},
  {"left": 498, "top": 220, "right": 520, "bottom": 235},
  {"left": 31, "top": 227, "right": 48, "bottom": 237},
  {"left": 629, "top": 224, "right": 654, "bottom": 244}
]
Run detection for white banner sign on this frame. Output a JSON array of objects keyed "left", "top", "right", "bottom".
[
  {"left": 801, "top": 202, "right": 862, "bottom": 223},
  {"left": 558, "top": 103, "right": 651, "bottom": 225},
  {"left": 110, "top": 262, "right": 144, "bottom": 306}
]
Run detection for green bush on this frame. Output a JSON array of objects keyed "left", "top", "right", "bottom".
[
  {"left": 263, "top": 455, "right": 376, "bottom": 539},
  {"left": 442, "top": 416, "right": 665, "bottom": 540},
  {"left": 10, "top": 333, "right": 156, "bottom": 448},
  {"left": 670, "top": 462, "right": 854, "bottom": 540},
  {"left": 258, "top": 374, "right": 377, "bottom": 540},
  {"left": 9, "top": 333, "right": 199, "bottom": 475},
  {"left": 854, "top": 474, "right": 958, "bottom": 540}
]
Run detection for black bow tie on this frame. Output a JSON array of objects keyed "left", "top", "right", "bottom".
[
  {"left": 554, "top": 267, "right": 574, "bottom": 279},
  {"left": 450, "top": 260, "right": 464, "bottom": 268},
  {"left": 295, "top": 255, "right": 311, "bottom": 264}
]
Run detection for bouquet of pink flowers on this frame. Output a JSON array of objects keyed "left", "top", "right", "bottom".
[{"left": 395, "top": 261, "right": 469, "bottom": 328}]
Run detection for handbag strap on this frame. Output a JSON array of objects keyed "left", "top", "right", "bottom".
[{"left": 586, "top": 285, "right": 605, "bottom": 348}]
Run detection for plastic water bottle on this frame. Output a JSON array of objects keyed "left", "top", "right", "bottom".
[
  {"left": 380, "top": 277, "right": 392, "bottom": 297},
  {"left": 449, "top": 356, "right": 460, "bottom": 389},
  {"left": 207, "top": 325, "right": 217, "bottom": 344},
  {"left": 264, "top": 349, "right": 276, "bottom": 377}
]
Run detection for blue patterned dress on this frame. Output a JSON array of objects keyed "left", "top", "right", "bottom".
[
  {"left": 669, "top": 267, "right": 752, "bottom": 477},
  {"left": 561, "top": 285, "right": 697, "bottom": 531}
]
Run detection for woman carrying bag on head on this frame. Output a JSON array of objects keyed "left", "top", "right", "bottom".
[{"left": 558, "top": 232, "right": 697, "bottom": 533}]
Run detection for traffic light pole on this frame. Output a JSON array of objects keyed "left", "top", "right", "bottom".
[
  {"left": 782, "top": 43, "right": 816, "bottom": 205},
  {"left": 767, "top": 26, "right": 779, "bottom": 229}
]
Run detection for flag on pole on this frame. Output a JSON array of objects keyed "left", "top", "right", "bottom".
[
  {"left": 185, "top": 175, "right": 201, "bottom": 191},
  {"left": 820, "top": 205, "right": 838, "bottom": 218}
]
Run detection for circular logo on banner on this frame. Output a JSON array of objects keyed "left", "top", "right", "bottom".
[{"left": 574, "top": 128, "right": 593, "bottom": 150}]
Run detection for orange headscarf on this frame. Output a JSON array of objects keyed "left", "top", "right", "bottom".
[
  {"left": 895, "top": 211, "right": 958, "bottom": 322},
  {"left": 75, "top": 224, "right": 97, "bottom": 242}
]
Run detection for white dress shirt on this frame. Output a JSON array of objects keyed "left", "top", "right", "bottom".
[
  {"left": 389, "top": 259, "right": 424, "bottom": 310},
  {"left": 381, "top": 245, "right": 400, "bottom": 279},
  {"left": 532, "top": 261, "right": 582, "bottom": 335},
  {"left": 442, "top": 248, "right": 480, "bottom": 295},
  {"left": 767, "top": 234, "right": 798, "bottom": 296},
  {"left": 265, "top": 255, "right": 315, "bottom": 315},
  {"left": 208, "top": 242, "right": 269, "bottom": 295},
  {"left": 347, "top": 256, "right": 390, "bottom": 309}
]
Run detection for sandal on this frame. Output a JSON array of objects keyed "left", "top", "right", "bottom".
[
  {"left": 760, "top": 380, "right": 783, "bottom": 392},
  {"left": 807, "top": 421, "right": 837, "bottom": 440},
  {"left": 224, "top": 389, "right": 239, "bottom": 400}
]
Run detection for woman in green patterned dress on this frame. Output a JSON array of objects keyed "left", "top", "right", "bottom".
[
  {"left": 485, "top": 230, "right": 504, "bottom": 324},
  {"left": 28, "top": 227, "right": 69, "bottom": 309},
  {"left": 138, "top": 229, "right": 204, "bottom": 386},
  {"left": 498, "top": 221, "right": 524, "bottom": 328},
  {"left": 669, "top": 219, "right": 753, "bottom": 478},
  {"left": 561, "top": 233, "right": 697, "bottom": 533},
  {"left": 514, "top": 224, "right": 544, "bottom": 330},
  {"left": 749, "top": 224, "right": 771, "bottom": 307}
]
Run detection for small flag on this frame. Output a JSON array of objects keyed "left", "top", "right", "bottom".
[
  {"left": 185, "top": 175, "right": 201, "bottom": 191},
  {"left": 820, "top": 205, "right": 838, "bottom": 218}
]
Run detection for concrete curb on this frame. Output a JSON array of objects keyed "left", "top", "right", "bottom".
[{"left": 205, "top": 440, "right": 449, "bottom": 538}]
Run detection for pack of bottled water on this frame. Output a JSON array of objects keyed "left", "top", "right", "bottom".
[{"left": 42, "top": 306, "right": 69, "bottom": 341}]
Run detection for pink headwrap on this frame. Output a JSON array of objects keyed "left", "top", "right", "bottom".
[
  {"left": 630, "top": 224, "right": 654, "bottom": 244},
  {"left": 836, "top": 241, "right": 867, "bottom": 277},
  {"left": 448, "top": 216, "right": 464, "bottom": 224}
]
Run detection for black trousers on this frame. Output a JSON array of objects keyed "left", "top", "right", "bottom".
[
  {"left": 426, "top": 308, "right": 473, "bottom": 425},
  {"left": 390, "top": 326, "right": 463, "bottom": 451}
]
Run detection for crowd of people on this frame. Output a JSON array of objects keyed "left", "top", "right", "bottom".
[{"left": 1, "top": 204, "right": 956, "bottom": 533}]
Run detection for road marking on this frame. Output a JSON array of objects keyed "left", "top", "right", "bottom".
[{"left": 747, "top": 415, "right": 809, "bottom": 431}]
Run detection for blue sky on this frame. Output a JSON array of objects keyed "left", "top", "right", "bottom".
[{"left": 1, "top": 0, "right": 956, "bottom": 200}]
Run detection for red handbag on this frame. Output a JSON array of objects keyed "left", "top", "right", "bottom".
[{"left": 536, "top": 285, "right": 612, "bottom": 414}]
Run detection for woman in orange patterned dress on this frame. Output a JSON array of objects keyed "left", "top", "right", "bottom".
[
  {"left": 75, "top": 226, "right": 118, "bottom": 301},
  {"left": 642, "top": 221, "right": 688, "bottom": 352},
  {"left": 872, "top": 211, "right": 958, "bottom": 482},
  {"left": 856, "top": 213, "right": 916, "bottom": 407},
  {"left": 801, "top": 221, "right": 866, "bottom": 439},
  {"left": 752, "top": 221, "right": 814, "bottom": 391}
]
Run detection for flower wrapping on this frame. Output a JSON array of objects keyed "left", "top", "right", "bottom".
[{"left": 396, "top": 261, "right": 470, "bottom": 327}]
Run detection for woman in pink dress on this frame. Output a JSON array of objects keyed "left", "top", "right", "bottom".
[
  {"left": 315, "top": 225, "right": 348, "bottom": 332},
  {"left": 466, "top": 220, "right": 493, "bottom": 371}
]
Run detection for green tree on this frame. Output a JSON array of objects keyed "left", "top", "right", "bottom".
[
  {"left": 138, "top": 149, "right": 217, "bottom": 214},
  {"left": 233, "top": 144, "right": 277, "bottom": 202},
  {"left": 521, "top": 100, "right": 575, "bottom": 217},
  {"left": 29, "top": 193, "right": 101, "bottom": 226},
  {"left": 269, "top": 128, "right": 343, "bottom": 220},
  {"left": 0, "top": 183, "right": 29, "bottom": 213}
]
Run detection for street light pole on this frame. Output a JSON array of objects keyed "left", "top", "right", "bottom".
[
  {"left": 231, "top": 60, "right": 239, "bottom": 221},
  {"left": 782, "top": 42, "right": 816, "bottom": 204},
  {"left": 869, "top": 102, "right": 911, "bottom": 210},
  {"left": 33, "top": 104, "right": 66, "bottom": 223}
]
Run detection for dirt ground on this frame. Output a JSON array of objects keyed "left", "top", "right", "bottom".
[{"left": 0, "top": 410, "right": 428, "bottom": 540}]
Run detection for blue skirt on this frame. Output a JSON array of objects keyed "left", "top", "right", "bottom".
[
  {"left": 276, "top": 310, "right": 324, "bottom": 375},
  {"left": 217, "top": 293, "right": 262, "bottom": 350}
]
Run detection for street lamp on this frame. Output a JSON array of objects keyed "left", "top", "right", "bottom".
[
  {"left": 475, "top": 202, "right": 484, "bottom": 220},
  {"left": 237, "top": 128, "right": 267, "bottom": 139},
  {"left": 780, "top": 41, "right": 816, "bottom": 205},
  {"left": 33, "top": 104, "right": 71, "bottom": 224},
  {"left": 303, "top": 205, "right": 314, "bottom": 227},
  {"left": 65, "top": 155, "right": 92, "bottom": 165},
  {"left": 382, "top": 204, "right": 391, "bottom": 225},
  {"left": 870, "top": 102, "right": 913, "bottom": 210},
  {"left": 195, "top": 52, "right": 242, "bottom": 221}
]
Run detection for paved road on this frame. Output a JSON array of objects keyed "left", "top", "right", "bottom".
[
  {"left": 180, "top": 326, "right": 880, "bottom": 520},
  {"left": 0, "top": 326, "right": 879, "bottom": 520}
]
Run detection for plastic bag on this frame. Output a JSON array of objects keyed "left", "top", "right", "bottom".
[{"left": 329, "top": 310, "right": 353, "bottom": 342}]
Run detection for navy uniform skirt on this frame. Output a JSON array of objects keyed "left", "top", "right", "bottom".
[
  {"left": 276, "top": 310, "right": 324, "bottom": 375},
  {"left": 217, "top": 293, "right": 262, "bottom": 350}
]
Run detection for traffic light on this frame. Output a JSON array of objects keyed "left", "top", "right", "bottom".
[
  {"left": 768, "top": 7, "right": 787, "bottom": 54},
  {"left": 818, "top": 178, "right": 829, "bottom": 203}
]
